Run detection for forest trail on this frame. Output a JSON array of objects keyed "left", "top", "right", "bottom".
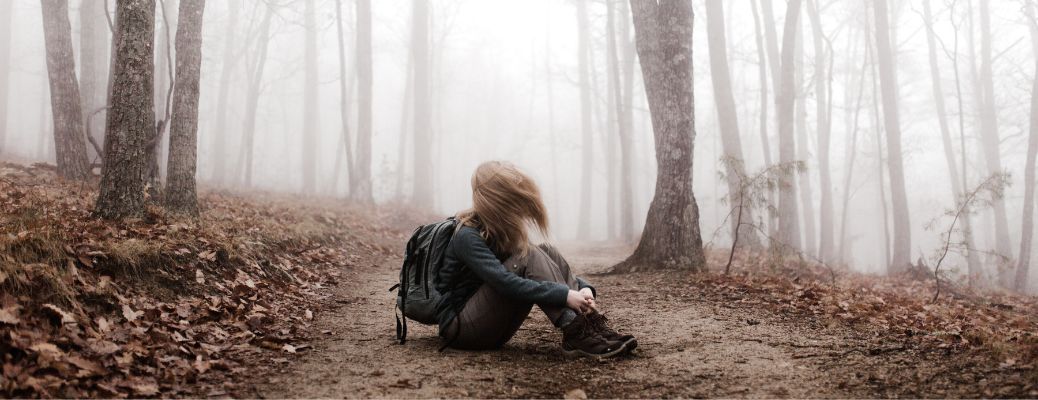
[{"left": 252, "top": 244, "right": 1005, "bottom": 399}]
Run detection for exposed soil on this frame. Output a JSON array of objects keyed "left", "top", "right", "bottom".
[{"left": 252, "top": 243, "right": 1037, "bottom": 399}]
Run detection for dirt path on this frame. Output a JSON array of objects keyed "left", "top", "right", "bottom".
[{"left": 255, "top": 244, "right": 1015, "bottom": 398}]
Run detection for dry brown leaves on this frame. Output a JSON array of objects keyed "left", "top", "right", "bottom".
[
  {"left": 701, "top": 251, "right": 1038, "bottom": 374},
  {"left": 0, "top": 162, "right": 410, "bottom": 398}
]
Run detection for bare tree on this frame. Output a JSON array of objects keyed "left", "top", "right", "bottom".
[
  {"left": 40, "top": 0, "right": 90, "bottom": 181},
  {"left": 921, "top": 0, "right": 980, "bottom": 276},
  {"left": 795, "top": 26, "right": 817, "bottom": 257},
  {"left": 301, "top": 0, "right": 319, "bottom": 194},
  {"left": 209, "top": 0, "right": 239, "bottom": 184},
  {"left": 614, "top": 0, "right": 705, "bottom": 272},
  {"left": 0, "top": 0, "right": 12, "bottom": 153},
  {"left": 79, "top": 0, "right": 109, "bottom": 161},
  {"left": 411, "top": 0, "right": 433, "bottom": 207},
  {"left": 353, "top": 0, "right": 374, "bottom": 202},
  {"left": 806, "top": 0, "right": 834, "bottom": 262},
  {"left": 95, "top": 0, "right": 156, "bottom": 219},
  {"left": 1016, "top": 3, "right": 1038, "bottom": 292},
  {"left": 165, "top": 0, "right": 206, "bottom": 215},
  {"left": 575, "top": 0, "right": 593, "bottom": 239},
  {"left": 872, "top": 0, "right": 912, "bottom": 270},
  {"left": 776, "top": 0, "right": 804, "bottom": 251},
  {"left": 607, "top": 0, "right": 635, "bottom": 242},
  {"left": 236, "top": 3, "right": 274, "bottom": 187},
  {"left": 704, "top": 0, "right": 759, "bottom": 248}
]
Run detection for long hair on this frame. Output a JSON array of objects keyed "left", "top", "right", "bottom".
[{"left": 456, "top": 161, "right": 549, "bottom": 258}]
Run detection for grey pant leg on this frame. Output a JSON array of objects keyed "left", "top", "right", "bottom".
[
  {"left": 449, "top": 284, "right": 532, "bottom": 350},
  {"left": 505, "top": 245, "right": 579, "bottom": 327}
]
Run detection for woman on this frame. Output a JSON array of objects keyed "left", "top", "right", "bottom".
[{"left": 435, "top": 161, "right": 636, "bottom": 358}]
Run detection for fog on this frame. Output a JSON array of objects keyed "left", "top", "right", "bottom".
[{"left": 2, "top": 0, "right": 1037, "bottom": 288}]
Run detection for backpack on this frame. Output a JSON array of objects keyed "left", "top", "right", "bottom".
[{"left": 390, "top": 217, "right": 458, "bottom": 344}]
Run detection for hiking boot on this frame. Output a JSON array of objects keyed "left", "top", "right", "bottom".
[
  {"left": 587, "top": 311, "right": 637, "bottom": 351},
  {"left": 561, "top": 315, "right": 628, "bottom": 359}
]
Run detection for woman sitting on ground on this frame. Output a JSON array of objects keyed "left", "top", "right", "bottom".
[{"left": 435, "top": 161, "right": 636, "bottom": 358}]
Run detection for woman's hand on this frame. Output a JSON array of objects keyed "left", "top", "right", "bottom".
[
  {"left": 579, "top": 288, "right": 596, "bottom": 311},
  {"left": 566, "top": 290, "right": 593, "bottom": 314}
]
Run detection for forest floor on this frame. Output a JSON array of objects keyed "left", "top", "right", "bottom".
[{"left": 2, "top": 161, "right": 1038, "bottom": 398}]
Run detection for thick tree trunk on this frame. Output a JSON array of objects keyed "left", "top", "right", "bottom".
[
  {"left": 79, "top": 0, "right": 109, "bottom": 162},
  {"left": 353, "top": 0, "right": 373, "bottom": 202},
  {"left": 301, "top": 0, "right": 318, "bottom": 194},
  {"left": 40, "top": 0, "right": 90, "bottom": 181},
  {"left": 1016, "top": 4, "right": 1038, "bottom": 292},
  {"left": 575, "top": 0, "right": 593, "bottom": 239},
  {"left": 807, "top": 0, "right": 833, "bottom": 262},
  {"left": 614, "top": 0, "right": 705, "bottom": 272},
  {"left": 976, "top": 0, "right": 1013, "bottom": 277},
  {"left": 776, "top": 0, "right": 803, "bottom": 251},
  {"left": 872, "top": 0, "right": 912, "bottom": 270},
  {"left": 411, "top": 0, "right": 433, "bottom": 207},
  {"left": 209, "top": 0, "right": 238, "bottom": 184},
  {"left": 95, "top": 0, "right": 156, "bottom": 219},
  {"left": 704, "top": 0, "right": 759, "bottom": 248},
  {"left": 165, "top": 0, "right": 205, "bottom": 215},
  {"left": 0, "top": 0, "right": 10, "bottom": 153}
]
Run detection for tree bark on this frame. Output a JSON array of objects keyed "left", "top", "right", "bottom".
[
  {"left": 704, "top": 0, "right": 759, "bottom": 248},
  {"left": 806, "top": 0, "right": 833, "bottom": 262},
  {"left": 0, "top": 0, "right": 10, "bottom": 154},
  {"left": 614, "top": 0, "right": 705, "bottom": 272},
  {"left": 353, "top": 0, "right": 373, "bottom": 202},
  {"left": 575, "top": 0, "right": 593, "bottom": 240},
  {"left": 79, "top": 0, "right": 109, "bottom": 162},
  {"left": 95, "top": 0, "right": 156, "bottom": 219},
  {"left": 1016, "top": 4, "right": 1038, "bottom": 292},
  {"left": 209, "top": 0, "right": 238, "bottom": 184},
  {"left": 153, "top": 0, "right": 178, "bottom": 187},
  {"left": 165, "top": 0, "right": 205, "bottom": 215},
  {"left": 776, "top": 0, "right": 803, "bottom": 251},
  {"left": 976, "top": 0, "right": 1013, "bottom": 276},
  {"left": 411, "top": 0, "right": 433, "bottom": 207},
  {"left": 872, "top": 0, "right": 912, "bottom": 270},
  {"left": 301, "top": 0, "right": 319, "bottom": 194},
  {"left": 40, "top": 0, "right": 91, "bottom": 181}
]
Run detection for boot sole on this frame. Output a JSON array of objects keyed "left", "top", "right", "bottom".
[{"left": 562, "top": 341, "right": 629, "bottom": 359}]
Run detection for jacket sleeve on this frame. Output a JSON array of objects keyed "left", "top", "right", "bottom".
[{"left": 451, "top": 227, "right": 569, "bottom": 307}]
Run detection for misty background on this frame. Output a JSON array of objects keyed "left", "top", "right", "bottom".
[{"left": 1, "top": 0, "right": 1036, "bottom": 289}]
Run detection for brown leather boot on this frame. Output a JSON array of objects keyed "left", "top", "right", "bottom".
[
  {"left": 561, "top": 315, "right": 628, "bottom": 359},
  {"left": 587, "top": 311, "right": 637, "bottom": 351}
]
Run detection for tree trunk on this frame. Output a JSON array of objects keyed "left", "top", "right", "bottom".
[
  {"left": 1015, "top": 3, "right": 1038, "bottom": 292},
  {"left": 334, "top": 0, "right": 355, "bottom": 197},
  {"left": 575, "top": 0, "right": 593, "bottom": 239},
  {"left": 40, "top": 0, "right": 90, "bottom": 181},
  {"left": 838, "top": 28, "right": 867, "bottom": 264},
  {"left": 608, "top": 0, "right": 636, "bottom": 242},
  {"left": 353, "top": 0, "right": 373, "bottom": 202},
  {"left": 976, "top": 0, "right": 1013, "bottom": 277},
  {"left": 79, "top": 0, "right": 108, "bottom": 162},
  {"left": 0, "top": 0, "right": 10, "bottom": 154},
  {"left": 95, "top": 0, "right": 155, "bottom": 219},
  {"left": 749, "top": 0, "right": 772, "bottom": 168},
  {"left": 411, "top": 0, "right": 433, "bottom": 207},
  {"left": 872, "top": 0, "right": 912, "bottom": 270},
  {"left": 165, "top": 0, "right": 205, "bottom": 215},
  {"left": 614, "top": 0, "right": 705, "bottom": 272},
  {"left": 153, "top": 0, "right": 177, "bottom": 188},
  {"left": 236, "top": 4, "right": 273, "bottom": 187},
  {"left": 922, "top": 0, "right": 980, "bottom": 276},
  {"left": 301, "top": 0, "right": 318, "bottom": 194},
  {"left": 395, "top": 46, "right": 413, "bottom": 200},
  {"left": 776, "top": 0, "right": 803, "bottom": 251},
  {"left": 209, "top": 0, "right": 238, "bottom": 184},
  {"left": 806, "top": 0, "right": 833, "bottom": 262},
  {"left": 795, "top": 25, "right": 816, "bottom": 257},
  {"left": 704, "top": 0, "right": 759, "bottom": 248}
]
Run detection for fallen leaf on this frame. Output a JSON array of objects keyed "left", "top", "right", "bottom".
[
  {"left": 0, "top": 305, "right": 20, "bottom": 325},
  {"left": 122, "top": 304, "right": 141, "bottom": 322},
  {"left": 42, "top": 304, "right": 76, "bottom": 325},
  {"left": 564, "top": 389, "right": 588, "bottom": 400},
  {"left": 281, "top": 344, "right": 296, "bottom": 353}
]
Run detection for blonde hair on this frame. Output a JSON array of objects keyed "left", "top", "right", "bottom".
[{"left": 456, "top": 161, "right": 549, "bottom": 258}]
